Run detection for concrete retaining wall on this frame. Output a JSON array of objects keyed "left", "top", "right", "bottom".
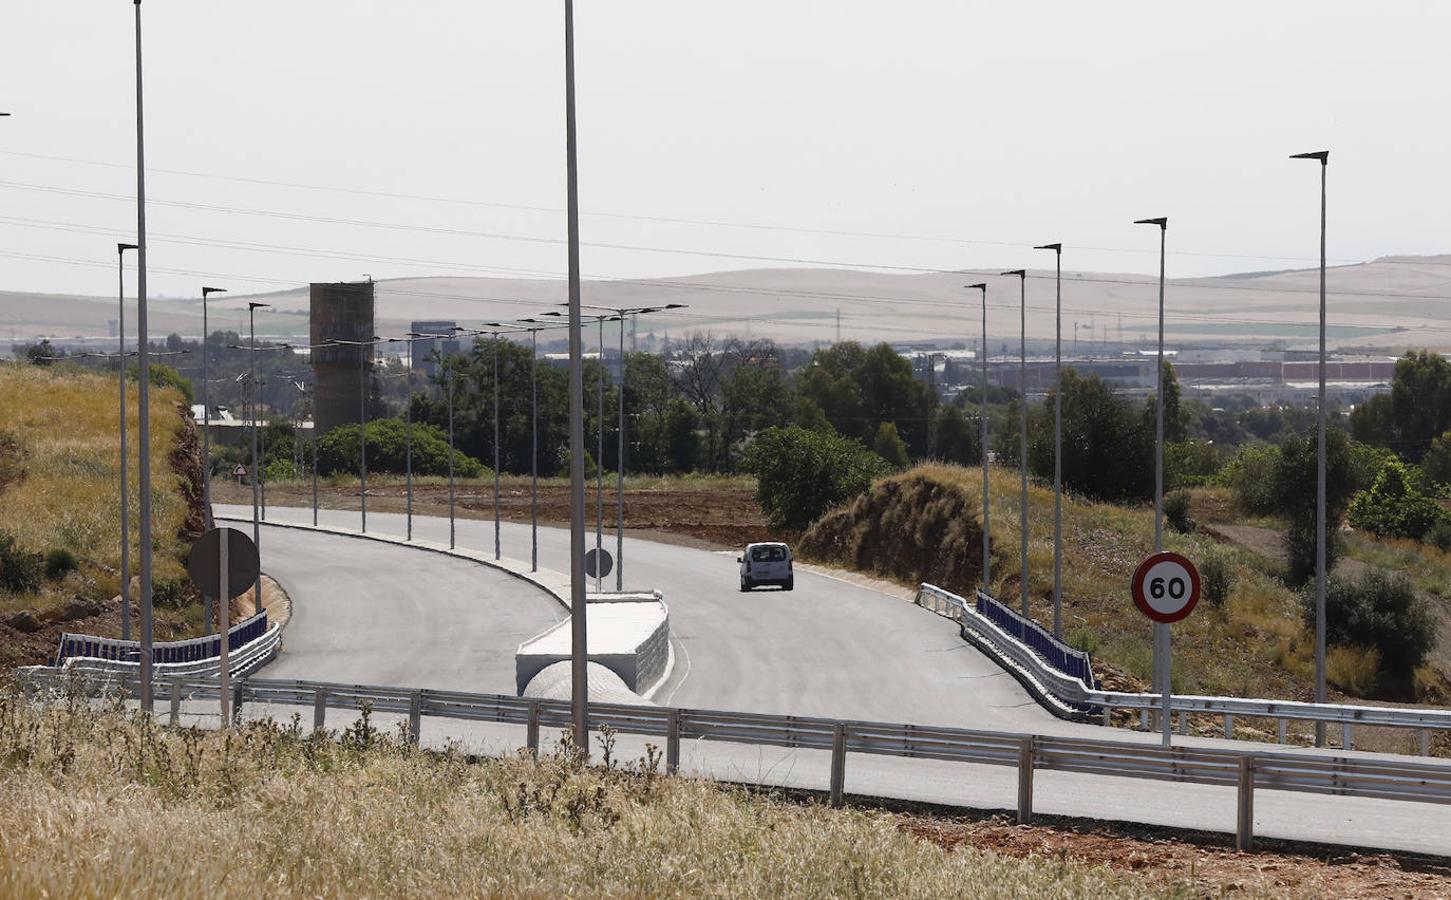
[{"left": 516, "top": 592, "right": 669, "bottom": 696}]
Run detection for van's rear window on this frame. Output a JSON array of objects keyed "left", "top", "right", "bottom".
[{"left": 751, "top": 546, "right": 786, "bottom": 561}]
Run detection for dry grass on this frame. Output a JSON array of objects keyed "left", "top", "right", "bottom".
[
  {"left": 803, "top": 464, "right": 1315, "bottom": 702},
  {"left": 0, "top": 365, "right": 193, "bottom": 605},
  {"left": 0, "top": 691, "right": 1182, "bottom": 899}
]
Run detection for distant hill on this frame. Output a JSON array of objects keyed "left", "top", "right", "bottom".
[{"left": 7, "top": 253, "right": 1451, "bottom": 351}]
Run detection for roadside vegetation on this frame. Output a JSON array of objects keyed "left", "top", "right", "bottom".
[
  {"left": 0, "top": 364, "right": 207, "bottom": 669},
  {"left": 0, "top": 691, "right": 1177, "bottom": 899}
]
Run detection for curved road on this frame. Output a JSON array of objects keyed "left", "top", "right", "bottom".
[
  {"left": 214, "top": 504, "right": 1451, "bottom": 856},
  {"left": 222, "top": 504, "right": 1048, "bottom": 731}
]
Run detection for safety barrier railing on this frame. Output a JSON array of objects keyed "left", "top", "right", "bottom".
[
  {"left": 915, "top": 582, "right": 1451, "bottom": 755},
  {"left": 975, "top": 591, "right": 1099, "bottom": 689},
  {"left": 16, "top": 669, "right": 1451, "bottom": 851},
  {"left": 43, "top": 618, "right": 281, "bottom": 681},
  {"left": 55, "top": 612, "right": 269, "bottom": 665}
]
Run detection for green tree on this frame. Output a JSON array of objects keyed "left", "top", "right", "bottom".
[
  {"left": 1389, "top": 350, "right": 1451, "bottom": 461},
  {"left": 1347, "top": 458, "right": 1446, "bottom": 541},
  {"left": 797, "top": 342, "right": 933, "bottom": 456},
  {"left": 721, "top": 361, "right": 796, "bottom": 452},
  {"left": 1025, "top": 370, "right": 1154, "bottom": 504},
  {"left": 933, "top": 405, "right": 981, "bottom": 466},
  {"left": 17, "top": 339, "right": 60, "bottom": 366},
  {"left": 1165, "top": 439, "right": 1222, "bottom": 490},
  {"left": 1419, "top": 431, "right": 1451, "bottom": 490},
  {"left": 1349, "top": 393, "right": 1395, "bottom": 448},
  {"left": 661, "top": 398, "right": 702, "bottom": 474},
  {"left": 742, "top": 426, "right": 891, "bottom": 531},
  {"left": 871, "top": 421, "right": 910, "bottom": 470},
  {"left": 1272, "top": 429, "right": 1355, "bottom": 585}
]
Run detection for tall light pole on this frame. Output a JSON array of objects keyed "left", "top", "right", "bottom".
[
  {"left": 116, "top": 243, "right": 138, "bottom": 641},
  {"left": 404, "top": 332, "right": 428, "bottom": 542},
  {"left": 1135, "top": 216, "right": 1169, "bottom": 717},
  {"left": 1035, "top": 244, "right": 1064, "bottom": 638},
  {"left": 200, "top": 287, "right": 226, "bottom": 541},
  {"left": 579, "top": 303, "right": 687, "bottom": 589},
  {"left": 546, "top": 309, "right": 614, "bottom": 591},
  {"left": 517, "top": 318, "right": 571, "bottom": 572},
  {"left": 132, "top": 0, "right": 158, "bottom": 713},
  {"left": 563, "top": 0, "right": 590, "bottom": 754},
  {"left": 1292, "top": 149, "right": 1330, "bottom": 745},
  {"left": 967, "top": 283, "right": 990, "bottom": 592},
  {"left": 1002, "top": 269, "right": 1029, "bottom": 618},
  {"left": 247, "top": 302, "right": 268, "bottom": 618}
]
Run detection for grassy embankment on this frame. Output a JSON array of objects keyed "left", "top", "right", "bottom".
[
  {"left": 0, "top": 693, "right": 1180, "bottom": 899},
  {"left": 0, "top": 365, "right": 205, "bottom": 668},
  {"left": 799, "top": 464, "right": 1438, "bottom": 737}
]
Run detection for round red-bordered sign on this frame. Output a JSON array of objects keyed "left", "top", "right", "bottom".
[{"left": 1131, "top": 551, "right": 1201, "bottom": 624}]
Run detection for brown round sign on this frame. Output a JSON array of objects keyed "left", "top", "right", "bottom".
[
  {"left": 1130, "top": 551, "right": 1200, "bottom": 624},
  {"left": 186, "top": 527, "right": 260, "bottom": 599}
]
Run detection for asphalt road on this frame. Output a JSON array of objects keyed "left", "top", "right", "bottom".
[
  {"left": 213, "top": 504, "right": 1451, "bottom": 855},
  {"left": 221, "top": 504, "right": 1051, "bottom": 732}
]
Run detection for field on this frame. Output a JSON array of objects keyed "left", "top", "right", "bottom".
[
  {"left": 0, "top": 365, "right": 208, "bottom": 669},
  {"left": 0, "top": 692, "right": 1187, "bottom": 899},
  {"left": 210, "top": 472, "right": 777, "bottom": 550}
]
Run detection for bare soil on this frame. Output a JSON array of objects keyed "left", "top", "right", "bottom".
[
  {"left": 211, "top": 478, "right": 784, "bottom": 550},
  {"left": 900, "top": 812, "right": 1451, "bottom": 898}
]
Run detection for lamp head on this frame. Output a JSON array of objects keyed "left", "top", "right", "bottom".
[
  {"left": 1134, "top": 217, "right": 1168, "bottom": 228},
  {"left": 202, "top": 286, "right": 227, "bottom": 298},
  {"left": 117, "top": 242, "right": 139, "bottom": 254},
  {"left": 664, "top": 303, "right": 687, "bottom": 310},
  {"left": 248, "top": 302, "right": 269, "bottom": 310},
  {"left": 965, "top": 282, "right": 987, "bottom": 291},
  {"left": 1034, "top": 243, "right": 1062, "bottom": 252},
  {"left": 1290, "top": 150, "right": 1330, "bottom": 163},
  {"left": 1001, "top": 269, "right": 1026, "bottom": 278}
]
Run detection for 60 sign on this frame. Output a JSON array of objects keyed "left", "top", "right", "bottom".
[{"left": 1130, "top": 551, "right": 1200, "bottom": 624}]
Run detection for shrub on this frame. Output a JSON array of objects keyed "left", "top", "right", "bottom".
[
  {"left": 1163, "top": 490, "right": 1195, "bottom": 534},
  {"left": 43, "top": 548, "right": 78, "bottom": 580},
  {"left": 1200, "top": 549, "right": 1235, "bottom": 607},
  {"left": 1221, "top": 444, "right": 1280, "bottom": 515},
  {"left": 871, "top": 422, "right": 910, "bottom": 470},
  {"left": 1347, "top": 458, "right": 1447, "bottom": 541},
  {"left": 1303, "top": 570, "right": 1435, "bottom": 683},
  {"left": 0, "top": 531, "right": 43, "bottom": 594},
  {"left": 742, "top": 426, "right": 892, "bottom": 531},
  {"left": 1165, "top": 440, "right": 1222, "bottom": 490},
  {"left": 1429, "top": 519, "right": 1451, "bottom": 553},
  {"left": 316, "top": 418, "right": 486, "bottom": 479},
  {"left": 151, "top": 577, "right": 189, "bottom": 610}
]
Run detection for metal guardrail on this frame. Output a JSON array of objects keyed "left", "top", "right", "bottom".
[
  {"left": 40, "top": 621, "right": 282, "bottom": 681},
  {"left": 56, "top": 612, "right": 270, "bottom": 665},
  {"left": 916, "top": 582, "right": 1451, "bottom": 755},
  {"left": 975, "top": 592, "right": 1098, "bottom": 689},
  {"left": 17, "top": 669, "right": 1451, "bottom": 851}
]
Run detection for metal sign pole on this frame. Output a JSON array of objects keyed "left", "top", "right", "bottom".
[{"left": 218, "top": 527, "right": 231, "bottom": 727}]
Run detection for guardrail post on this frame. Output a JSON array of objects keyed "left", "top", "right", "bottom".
[
  {"left": 1343, "top": 722, "right": 1354, "bottom": 751},
  {"left": 666, "top": 707, "right": 681, "bottom": 774},
  {"left": 1140, "top": 709, "right": 1149, "bottom": 731},
  {"left": 1101, "top": 704, "right": 1112, "bottom": 726},
  {"left": 168, "top": 677, "right": 181, "bottom": 727},
  {"left": 1223, "top": 713, "right": 1233, "bottom": 740},
  {"left": 1178, "top": 711, "right": 1188, "bottom": 735},
  {"left": 312, "top": 687, "right": 327, "bottom": 733},
  {"left": 1017, "top": 736, "right": 1035, "bottom": 824},
  {"left": 1277, "top": 719, "right": 1287, "bottom": 744},
  {"left": 526, "top": 700, "right": 541, "bottom": 754},
  {"left": 231, "top": 678, "right": 245, "bottom": 725},
  {"left": 407, "top": 691, "right": 422, "bottom": 746},
  {"left": 829, "top": 722, "right": 847, "bottom": 808},
  {"left": 1421, "top": 729, "right": 1432, "bottom": 757},
  {"left": 1235, "top": 755, "right": 1254, "bottom": 852}
]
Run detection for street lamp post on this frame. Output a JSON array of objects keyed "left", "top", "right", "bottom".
[
  {"left": 1292, "top": 149, "right": 1330, "bottom": 746},
  {"left": 967, "top": 283, "right": 990, "bottom": 591},
  {"left": 494, "top": 332, "right": 502, "bottom": 560},
  {"left": 131, "top": 0, "right": 160, "bottom": 713},
  {"left": 1002, "top": 269, "right": 1029, "bottom": 619},
  {"left": 247, "top": 303, "right": 268, "bottom": 618},
  {"left": 200, "top": 287, "right": 226, "bottom": 543},
  {"left": 1135, "top": 216, "right": 1169, "bottom": 722},
  {"left": 1035, "top": 244, "right": 1064, "bottom": 638},
  {"left": 563, "top": 0, "right": 590, "bottom": 754},
  {"left": 116, "top": 243, "right": 138, "bottom": 641}
]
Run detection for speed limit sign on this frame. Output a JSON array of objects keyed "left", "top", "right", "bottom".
[{"left": 1131, "top": 551, "right": 1200, "bottom": 624}]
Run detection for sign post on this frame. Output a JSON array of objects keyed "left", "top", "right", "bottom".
[
  {"left": 187, "top": 526, "right": 260, "bottom": 728},
  {"left": 1130, "top": 551, "right": 1200, "bottom": 747}
]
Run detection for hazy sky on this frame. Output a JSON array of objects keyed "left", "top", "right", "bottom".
[{"left": 3, "top": 1, "right": 1449, "bottom": 301}]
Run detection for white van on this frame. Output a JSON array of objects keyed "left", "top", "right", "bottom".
[{"left": 738, "top": 542, "right": 794, "bottom": 592}]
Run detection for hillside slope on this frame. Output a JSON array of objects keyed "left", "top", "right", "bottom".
[{"left": 0, "top": 364, "right": 206, "bottom": 669}]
